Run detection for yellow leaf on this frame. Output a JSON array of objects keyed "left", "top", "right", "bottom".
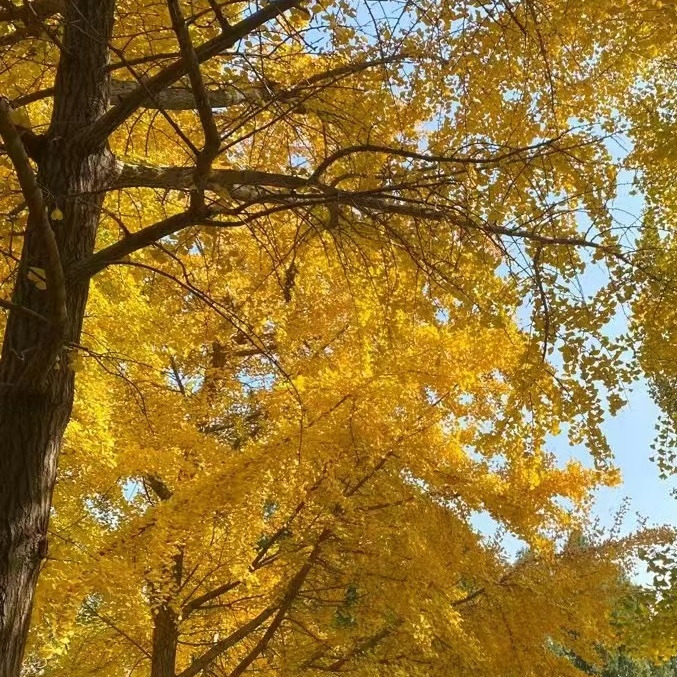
[
  {"left": 68, "top": 351, "right": 85, "bottom": 373},
  {"left": 27, "top": 267, "right": 46, "bottom": 290},
  {"left": 8, "top": 107, "right": 31, "bottom": 129}
]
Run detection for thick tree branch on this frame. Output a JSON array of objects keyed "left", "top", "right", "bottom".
[
  {"left": 67, "top": 211, "right": 197, "bottom": 281},
  {"left": 0, "top": 0, "right": 62, "bottom": 22},
  {"left": 0, "top": 98, "right": 67, "bottom": 353},
  {"left": 176, "top": 605, "right": 276, "bottom": 677},
  {"left": 321, "top": 625, "right": 394, "bottom": 672},
  {"left": 18, "top": 79, "right": 269, "bottom": 111},
  {"left": 451, "top": 587, "right": 486, "bottom": 607},
  {"left": 110, "top": 78, "right": 266, "bottom": 110},
  {"left": 182, "top": 581, "right": 240, "bottom": 617},
  {"left": 74, "top": 150, "right": 615, "bottom": 287},
  {"left": 112, "top": 163, "right": 310, "bottom": 192},
  {"left": 15, "top": 73, "right": 263, "bottom": 110},
  {"left": 80, "top": 159, "right": 613, "bottom": 283},
  {"left": 68, "top": 211, "right": 200, "bottom": 280},
  {"left": 81, "top": 0, "right": 305, "bottom": 149},
  {"left": 226, "top": 530, "right": 330, "bottom": 677},
  {"left": 144, "top": 474, "right": 173, "bottom": 501},
  {"left": 166, "top": 0, "right": 220, "bottom": 187},
  {"left": 109, "top": 54, "right": 409, "bottom": 111},
  {"left": 177, "top": 530, "right": 330, "bottom": 677},
  {"left": 15, "top": 55, "right": 408, "bottom": 111}
]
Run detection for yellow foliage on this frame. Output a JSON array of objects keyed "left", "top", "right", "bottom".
[{"left": 0, "top": 0, "right": 674, "bottom": 676}]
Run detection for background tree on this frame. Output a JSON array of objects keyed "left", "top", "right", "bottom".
[
  {"left": 0, "top": 0, "right": 670, "bottom": 675},
  {"left": 561, "top": 649, "right": 677, "bottom": 677},
  {"left": 593, "top": 0, "right": 677, "bottom": 665}
]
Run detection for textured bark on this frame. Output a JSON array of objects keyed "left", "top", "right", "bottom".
[
  {"left": 113, "top": 163, "right": 310, "bottom": 192},
  {"left": 111, "top": 78, "right": 267, "bottom": 110},
  {"left": 0, "top": 1, "right": 116, "bottom": 675},
  {"left": 151, "top": 603, "right": 180, "bottom": 677},
  {"left": 149, "top": 482, "right": 180, "bottom": 677},
  {"left": 0, "top": 2, "right": 309, "bottom": 674}
]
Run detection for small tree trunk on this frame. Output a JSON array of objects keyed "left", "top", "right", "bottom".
[
  {"left": 148, "top": 483, "right": 181, "bottom": 677},
  {"left": 151, "top": 604, "right": 180, "bottom": 677},
  {"left": 0, "top": 2, "right": 116, "bottom": 674}
]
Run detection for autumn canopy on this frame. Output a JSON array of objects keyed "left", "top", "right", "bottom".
[{"left": 1, "top": 1, "right": 677, "bottom": 677}]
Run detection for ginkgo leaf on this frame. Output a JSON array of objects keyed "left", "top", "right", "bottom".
[
  {"left": 291, "top": 6, "right": 312, "bottom": 21},
  {"left": 27, "top": 267, "right": 46, "bottom": 290},
  {"left": 2, "top": 1, "right": 675, "bottom": 675},
  {"left": 67, "top": 351, "right": 84, "bottom": 373}
]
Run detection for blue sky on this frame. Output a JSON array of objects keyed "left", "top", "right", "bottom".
[
  {"left": 473, "top": 382, "right": 675, "bottom": 581},
  {"left": 573, "top": 162, "right": 676, "bottom": 539},
  {"left": 470, "top": 379, "right": 676, "bottom": 581},
  {"left": 472, "top": 155, "right": 676, "bottom": 573},
  {"left": 564, "top": 381, "right": 675, "bottom": 533}
]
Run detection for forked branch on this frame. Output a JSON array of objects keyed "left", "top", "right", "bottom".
[{"left": 82, "top": 0, "right": 306, "bottom": 148}]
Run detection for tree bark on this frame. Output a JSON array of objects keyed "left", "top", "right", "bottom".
[
  {"left": 0, "top": 2, "right": 116, "bottom": 675},
  {"left": 110, "top": 78, "right": 267, "bottom": 109},
  {"left": 150, "top": 504, "right": 181, "bottom": 677},
  {"left": 151, "top": 603, "right": 180, "bottom": 677}
]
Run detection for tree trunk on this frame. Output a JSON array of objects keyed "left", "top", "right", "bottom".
[
  {"left": 149, "top": 485, "right": 181, "bottom": 677},
  {"left": 151, "top": 604, "right": 180, "bottom": 677},
  {"left": 0, "top": 2, "right": 115, "bottom": 674}
]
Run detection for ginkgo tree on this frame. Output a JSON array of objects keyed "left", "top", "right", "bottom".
[
  {"left": 0, "top": 1, "right": 669, "bottom": 676},
  {"left": 23, "top": 234, "right": 645, "bottom": 677}
]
